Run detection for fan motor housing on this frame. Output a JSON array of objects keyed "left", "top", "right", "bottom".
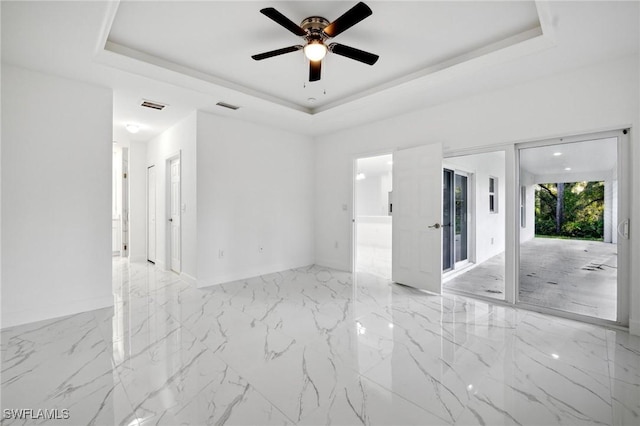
[{"left": 301, "top": 16, "right": 329, "bottom": 40}]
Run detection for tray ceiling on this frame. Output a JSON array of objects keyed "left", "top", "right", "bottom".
[{"left": 106, "top": 1, "right": 541, "bottom": 113}]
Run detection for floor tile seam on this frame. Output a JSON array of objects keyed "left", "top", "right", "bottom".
[
  {"left": 357, "top": 371, "right": 458, "bottom": 425},
  {"left": 193, "top": 337, "right": 302, "bottom": 426},
  {"left": 297, "top": 334, "right": 390, "bottom": 377},
  {"left": 290, "top": 373, "right": 368, "bottom": 425},
  {"left": 506, "top": 340, "right": 612, "bottom": 379}
]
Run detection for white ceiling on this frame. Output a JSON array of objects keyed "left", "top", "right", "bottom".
[
  {"left": 107, "top": 1, "right": 540, "bottom": 111},
  {"left": 520, "top": 137, "right": 618, "bottom": 176},
  {"left": 1, "top": 1, "right": 638, "bottom": 142}
]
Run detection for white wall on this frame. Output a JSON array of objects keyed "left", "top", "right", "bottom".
[
  {"left": 314, "top": 55, "right": 639, "bottom": 333},
  {"left": 128, "top": 141, "right": 147, "bottom": 262},
  {"left": 356, "top": 173, "right": 391, "bottom": 217},
  {"left": 445, "top": 151, "right": 506, "bottom": 264},
  {"left": 196, "top": 111, "right": 315, "bottom": 286},
  {"left": 146, "top": 112, "right": 197, "bottom": 278},
  {"left": 1, "top": 65, "right": 113, "bottom": 328}
]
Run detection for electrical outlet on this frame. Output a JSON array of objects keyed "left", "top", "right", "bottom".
[
  {"left": 218, "top": 250, "right": 224, "bottom": 258},
  {"left": 490, "top": 237, "right": 494, "bottom": 245},
  {"left": 259, "top": 246, "right": 263, "bottom": 253},
  {"left": 334, "top": 241, "right": 339, "bottom": 249}
]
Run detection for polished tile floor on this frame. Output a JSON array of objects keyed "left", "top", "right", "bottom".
[{"left": 2, "top": 259, "right": 639, "bottom": 425}]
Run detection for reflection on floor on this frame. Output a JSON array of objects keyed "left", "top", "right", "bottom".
[
  {"left": 444, "top": 238, "right": 617, "bottom": 321},
  {"left": 2, "top": 259, "right": 638, "bottom": 425},
  {"left": 444, "top": 253, "right": 505, "bottom": 299},
  {"left": 356, "top": 244, "right": 391, "bottom": 279}
]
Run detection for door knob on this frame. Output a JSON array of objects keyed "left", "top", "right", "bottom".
[
  {"left": 168, "top": 218, "right": 173, "bottom": 222},
  {"left": 428, "top": 223, "right": 441, "bottom": 229}
]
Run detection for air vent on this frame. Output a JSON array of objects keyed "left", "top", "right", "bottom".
[
  {"left": 216, "top": 102, "right": 240, "bottom": 111},
  {"left": 140, "top": 100, "right": 167, "bottom": 111}
]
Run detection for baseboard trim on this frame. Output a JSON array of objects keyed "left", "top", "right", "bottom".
[
  {"left": 197, "top": 262, "right": 314, "bottom": 289},
  {"left": 314, "top": 258, "right": 351, "bottom": 273},
  {"left": 180, "top": 272, "right": 197, "bottom": 286},
  {"left": 1, "top": 294, "right": 114, "bottom": 330}
]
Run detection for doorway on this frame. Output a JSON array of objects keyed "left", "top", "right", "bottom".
[
  {"left": 518, "top": 132, "right": 629, "bottom": 324},
  {"left": 442, "top": 151, "right": 506, "bottom": 300},
  {"left": 112, "top": 146, "right": 129, "bottom": 257},
  {"left": 147, "top": 165, "right": 156, "bottom": 264},
  {"left": 354, "top": 154, "right": 393, "bottom": 278},
  {"left": 168, "top": 156, "right": 181, "bottom": 273},
  {"left": 442, "top": 169, "right": 470, "bottom": 272}
]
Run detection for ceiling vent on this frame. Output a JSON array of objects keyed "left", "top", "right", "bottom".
[
  {"left": 216, "top": 101, "right": 240, "bottom": 111},
  {"left": 140, "top": 100, "right": 167, "bottom": 111}
]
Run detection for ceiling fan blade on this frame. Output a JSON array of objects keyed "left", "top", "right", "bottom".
[
  {"left": 309, "top": 60, "right": 321, "bottom": 82},
  {"left": 329, "top": 43, "right": 379, "bottom": 65},
  {"left": 260, "top": 7, "right": 307, "bottom": 37},
  {"left": 252, "top": 45, "right": 303, "bottom": 61},
  {"left": 322, "top": 2, "right": 372, "bottom": 38}
]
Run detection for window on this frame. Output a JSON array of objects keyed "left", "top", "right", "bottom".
[
  {"left": 520, "top": 186, "right": 526, "bottom": 227},
  {"left": 489, "top": 177, "right": 498, "bottom": 213}
]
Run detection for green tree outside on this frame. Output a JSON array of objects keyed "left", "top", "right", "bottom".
[{"left": 535, "top": 181, "right": 604, "bottom": 240}]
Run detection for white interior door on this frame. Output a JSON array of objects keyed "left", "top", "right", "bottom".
[
  {"left": 169, "top": 158, "right": 181, "bottom": 273},
  {"left": 147, "top": 165, "right": 156, "bottom": 263},
  {"left": 392, "top": 143, "right": 443, "bottom": 293}
]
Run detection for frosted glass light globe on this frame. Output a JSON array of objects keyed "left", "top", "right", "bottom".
[{"left": 304, "top": 42, "right": 327, "bottom": 61}]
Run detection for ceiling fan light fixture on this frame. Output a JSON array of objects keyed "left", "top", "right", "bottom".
[{"left": 304, "top": 41, "right": 327, "bottom": 61}]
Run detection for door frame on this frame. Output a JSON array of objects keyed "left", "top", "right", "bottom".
[
  {"left": 146, "top": 164, "right": 156, "bottom": 264},
  {"left": 442, "top": 167, "right": 474, "bottom": 274},
  {"left": 165, "top": 151, "right": 182, "bottom": 273},
  {"left": 351, "top": 150, "right": 394, "bottom": 275},
  {"left": 515, "top": 129, "right": 631, "bottom": 327},
  {"left": 442, "top": 147, "right": 514, "bottom": 304}
]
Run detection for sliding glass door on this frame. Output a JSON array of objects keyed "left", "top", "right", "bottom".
[
  {"left": 442, "top": 169, "right": 469, "bottom": 272},
  {"left": 518, "top": 131, "right": 629, "bottom": 325}
]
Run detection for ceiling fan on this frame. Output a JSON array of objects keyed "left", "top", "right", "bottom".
[{"left": 251, "top": 2, "right": 379, "bottom": 82}]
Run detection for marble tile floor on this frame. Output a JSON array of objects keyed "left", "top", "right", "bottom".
[{"left": 2, "top": 259, "right": 639, "bottom": 425}]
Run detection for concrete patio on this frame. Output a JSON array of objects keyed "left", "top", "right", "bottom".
[{"left": 444, "top": 237, "right": 617, "bottom": 321}]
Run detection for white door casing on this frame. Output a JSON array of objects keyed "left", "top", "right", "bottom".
[
  {"left": 147, "top": 165, "right": 156, "bottom": 263},
  {"left": 392, "top": 143, "right": 443, "bottom": 293},
  {"left": 170, "top": 158, "right": 181, "bottom": 273}
]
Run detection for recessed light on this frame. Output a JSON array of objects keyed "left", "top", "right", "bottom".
[
  {"left": 564, "top": 167, "right": 572, "bottom": 171},
  {"left": 125, "top": 124, "right": 140, "bottom": 134},
  {"left": 553, "top": 152, "right": 562, "bottom": 156},
  {"left": 356, "top": 173, "right": 366, "bottom": 180},
  {"left": 307, "top": 97, "right": 317, "bottom": 103}
]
